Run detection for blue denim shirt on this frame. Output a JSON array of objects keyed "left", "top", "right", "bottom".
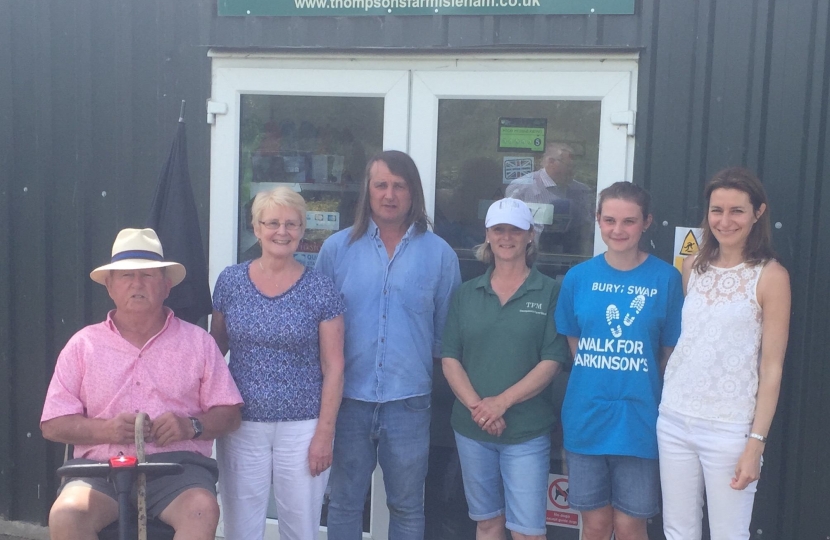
[{"left": 316, "top": 220, "right": 461, "bottom": 403}]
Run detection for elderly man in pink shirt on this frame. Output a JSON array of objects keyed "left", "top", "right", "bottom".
[{"left": 40, "top": 228, "right": 243, "bottom": 540}]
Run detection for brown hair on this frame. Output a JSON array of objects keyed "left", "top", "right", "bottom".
[
  {"left": 694, "top": 167, "right": 776, "bottom": 272},
  {"left": 596, "top": 181, "right": 652, "bottom": 219},
  {"left": 350, "top": 150, "right": 430, "bottom": 242}
]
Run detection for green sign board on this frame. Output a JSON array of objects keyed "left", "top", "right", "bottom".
[
  {"left": 498, "top": 117, "right": 547, "bottom": 153},
  {"left": 219, "top": 0, "right": 634, "bottom": 16}
]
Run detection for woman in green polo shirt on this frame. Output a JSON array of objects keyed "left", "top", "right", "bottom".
[{"left": 442, "top": 198, "right": 570, "bottom": 540}]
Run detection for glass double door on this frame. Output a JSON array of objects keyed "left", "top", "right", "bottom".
[{"left": 209, "top": 54, "right": 638, "bottom": 540}]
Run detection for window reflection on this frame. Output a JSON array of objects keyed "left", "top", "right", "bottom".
[
  {"left": 434, "top": 100, "right": 600, "bottom": 264},
  {"left": 434, "top": 157, "right": 503, "bottom": 250},
  {"left": 504, "top": 143, "right": 595, "bottom": 256}
]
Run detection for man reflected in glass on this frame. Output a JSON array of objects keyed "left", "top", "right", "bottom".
[{"left": 505, "top": 143, "right": 594, "bottom": 256}]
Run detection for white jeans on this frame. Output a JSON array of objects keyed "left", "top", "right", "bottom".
[
  {"left": 217, "top": 419, "right": 328, "bottom": 540},
  {"left": 657, "top": 408, "right": 760, "bottom": 540}
]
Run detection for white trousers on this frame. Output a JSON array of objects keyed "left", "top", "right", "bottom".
[
  {"left": 657, "top": 408, "right": 760, "bottom": 540},
  {"left": 218, "top": 419, "right": 328, "bottom": 540}
]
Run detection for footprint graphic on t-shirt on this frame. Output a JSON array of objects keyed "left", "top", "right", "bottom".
[
  {"left": 624, "top": 294, "right": 646, "bottom": 326},
  {"left": 606, "top": 305, "right": 623, "bottom": 338},
  {"left": 606, "top": 294, "right": 647, "bottom": 338}
]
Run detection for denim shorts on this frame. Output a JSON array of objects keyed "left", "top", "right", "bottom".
[
  {"left": 454, "top": 432, "right": 551, "bottom": 536},
  {"left": 565, "top": 450, "right": 659, "bottom": 518}
]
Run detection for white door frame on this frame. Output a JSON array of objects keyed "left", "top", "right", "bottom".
[
  {"left": 207, "top": 52, "right": 638, "bottom": 540},
  {"left": 208, "top": 60, "right": 410, "bottom": 290}
]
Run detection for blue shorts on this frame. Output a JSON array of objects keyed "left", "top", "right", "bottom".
[
  {"left": 454, "top": 432, "right": 551, "bottom": 536},
  {"left": 565, "top": 451, "right": 659, "bottom": 518}
]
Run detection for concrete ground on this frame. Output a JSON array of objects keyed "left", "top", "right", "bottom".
[{"left": 0, "top": 521, "right": 49, "bottom": 540}]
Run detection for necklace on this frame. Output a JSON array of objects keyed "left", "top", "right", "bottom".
[
  {"left": 258, "top": 259, "right": 280, "bottom": 288},
  {"left": 257, "top": 258, "right": 302, "bottom": 295},
  {"left": 491, "top": 266, "right": 530, "bottom": 303}
]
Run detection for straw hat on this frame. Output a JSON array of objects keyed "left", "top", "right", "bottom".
[{"left": 90, "top": 228, "right": 186, "bottom": 286}]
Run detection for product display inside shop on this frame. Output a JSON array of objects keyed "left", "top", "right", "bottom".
[{"left": 237, "top": 94, "right": 384, "bottom": 267}]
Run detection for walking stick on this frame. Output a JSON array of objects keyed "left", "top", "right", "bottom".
[{"left": 135, "top": 413, "right": 149, "bottom": 540}]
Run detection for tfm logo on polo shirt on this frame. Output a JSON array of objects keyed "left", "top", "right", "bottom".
[{"left": 519, "top": 302, "right": 546, "bottom": 315}]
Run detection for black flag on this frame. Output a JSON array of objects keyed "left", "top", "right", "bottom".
[{"left": 146, "top": 117, "right": 213, "bottom": 324}]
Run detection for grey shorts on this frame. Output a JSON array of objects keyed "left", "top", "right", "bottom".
[{"left": 58, "top": 451, "right": 219, "bottom": 519}]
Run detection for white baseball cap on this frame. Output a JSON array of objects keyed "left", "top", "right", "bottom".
[{"left": 485, "top": 198, "right": 533, "bottom": 230}]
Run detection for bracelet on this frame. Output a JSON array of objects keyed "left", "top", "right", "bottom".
[{"left": 748, "top": 432, "right": 767, "bottom": 443}]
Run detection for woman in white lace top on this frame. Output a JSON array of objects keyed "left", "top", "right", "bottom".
[{"left": 658, "top": 168, "right": 791, "bottom": 540}]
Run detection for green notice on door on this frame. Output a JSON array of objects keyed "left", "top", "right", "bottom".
[
  {"left": 498, "top": 118, "right": 547, "bottom": 152},
  {"left": 219, "top": 0, "right": 634, "bottom": 16}
]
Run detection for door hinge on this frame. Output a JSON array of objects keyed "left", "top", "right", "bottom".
[
  {"left": 610, "top": 110, "right": 636, "bottom": 136},
  {"left": 206, "top": 100, "right": 228, "bottom": 125}
]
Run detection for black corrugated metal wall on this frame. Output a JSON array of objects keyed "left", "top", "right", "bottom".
[
  {"left": 644, "top": 0, "right": 830, "bottom": 536},
  {"left": 0, "top": 0, "right": 214, "bottom": 523},
  {"left": 0, "top": 0, "right": 828, "bottom": 536}
]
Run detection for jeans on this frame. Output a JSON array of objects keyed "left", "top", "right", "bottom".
[
  {"left": 327, "top": 396, "right": 431, "bottom": 540},
  {"left": 217, "top": 419, "right": 328, "bottom": 540},
  {"left": 657, "top": 408, "right": 759, "bottom": 540}
]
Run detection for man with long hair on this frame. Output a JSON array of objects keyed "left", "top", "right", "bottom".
[{"left": 317, "top": 150, "right": 461, "bottom": 540}]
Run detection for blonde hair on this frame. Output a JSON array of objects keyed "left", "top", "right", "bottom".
[
  {"left": 474, "top": 235, "right": 538, "bottom": 267},
  {"left": 251, "top": 187, "right": 307, "bottom": 230}
]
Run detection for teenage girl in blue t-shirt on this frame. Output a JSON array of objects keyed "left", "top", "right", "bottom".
[{"left": 554, "top": 182, "right": 684, "bottom": 540}]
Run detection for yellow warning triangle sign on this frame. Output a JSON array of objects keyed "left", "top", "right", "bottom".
[{"left": 679, "top": 230, "right": 700, "bottom": 255}]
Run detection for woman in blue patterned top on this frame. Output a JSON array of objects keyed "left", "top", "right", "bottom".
[{"left": 211, "top": 187, "right": 345, "bottom": 540}]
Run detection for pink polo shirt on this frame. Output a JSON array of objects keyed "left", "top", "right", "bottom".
[{"left": 41, "top": 309, "right": 243, "bottom": 461}]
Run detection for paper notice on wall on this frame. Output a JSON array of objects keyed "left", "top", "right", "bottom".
[
  {"left": 306, "top": 211, "right": 340, "bottom": 231},
  {"left": 525, "top": 202, "right": 554, "bottom": 225},
  {"left": 674, "top": 227, "right": 703, "bottom": 271}
]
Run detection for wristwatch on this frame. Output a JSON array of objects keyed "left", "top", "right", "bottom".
[{"left": 189, "top": 417, "right": 204, "bottom": 439}]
